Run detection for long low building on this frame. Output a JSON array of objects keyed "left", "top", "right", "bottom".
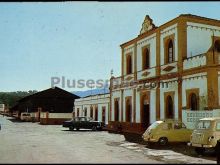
[
  {"left": 10, "top": 87, "right": 80, "bottom": 124},
  {"left": 74, "top": 93, "right": 110, "bottom": 125}
]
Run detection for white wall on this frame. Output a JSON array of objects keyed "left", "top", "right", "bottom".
[
  {"left": 182, "top": 73, "right": 207, "bottom": 109},
  {"left": 187, "top": 22, "right": 220, "bottom": 57},
  {"left": 183, "top": 54, "right": 206, "bottom": 70},
  {"left": 74, "top": 94, "right": 110, "bottom": 124},
  {"left": 160, "top": 24, "right": 178, "bottom": 65}
]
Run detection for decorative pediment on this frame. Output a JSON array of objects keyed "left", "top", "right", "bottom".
[
  {"left": 162, "top": 65, "right": 175, "bottom": 72},
  {"left": 141, "top": 71, "right": 150, "bottom": 77},
  {"left": 140, "top": 15, "right": 156, "bottom": 35}
]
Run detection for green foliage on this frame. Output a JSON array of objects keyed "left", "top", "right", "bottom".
[{"left": 0, "top": 90, "right": 38, "bottom": 108}]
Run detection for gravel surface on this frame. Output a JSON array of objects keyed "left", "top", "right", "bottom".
[{"left": 0, "top": 115, "right": 216, "bottom": 164}]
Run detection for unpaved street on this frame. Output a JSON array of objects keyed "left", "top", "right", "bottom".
[{"left": 0, "top": 115, "right": 216, "bottom": 164}]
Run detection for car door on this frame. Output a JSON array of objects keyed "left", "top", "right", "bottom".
[
  {"left": 74, "top": 117, "right": 81, "bottom": 128},
  {"left": 215, "top": 121, "right": 220, "bottom": 144},
  {"left": 79, "top": 117, "right": 86, "bottom": 129},
  {"left": 173, "top": 122, "right": 190, "bottom": 142}
]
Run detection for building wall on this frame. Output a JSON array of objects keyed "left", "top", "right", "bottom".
[
  {"left": 111, "top": 90, "right": 121, "bottom": 121},
  {"left": 123, "top": 44, "right": 135, "bottom": 76},
  {"left": 182, "top": 73, "right": 208, "bottom": 110},
  {"left": 109, "top": 15, "right": 220, "bottom": 136},
  {"left": 0, "top": 104, "right": 5, "bottom": 112},
  {"left": 160, "top": 78, "right": 179, "bottom": 120},
  {"left": 98, "top": 103, "right": 109, "bottom": 124},
  {"left": 150, "top": 89, "right": 157, "bottom": 123},
  {"left": 137, "top": 33, "right": 157, "bottom": 71},
  {"left": 74, "top": 94, "right": 110, "bottom": 124},
  {"left": 187, "top": 22, "right": 220, "bottom": 58},
  {"left": 136, "top": 90, "right": 141, "bottom": 123},
  {"left": 160, "top": 23, "right": 178, "bottom": 65},
  {"left": 40, "top": 112, "right": 73, "bottom": 125},
  {"left": 123, "top": 88, "right": 133, "bottom": 122},
  {"left": 218, "top": 72, "right": 220, "bottom": 106}
]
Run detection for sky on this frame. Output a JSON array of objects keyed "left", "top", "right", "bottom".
[{"left": 0, "top": 1, "right": 220, "bottom": 92}]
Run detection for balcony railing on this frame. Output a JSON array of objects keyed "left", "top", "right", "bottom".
[{"left": 183, "top": 53, "right": 206, "bottom": 70}]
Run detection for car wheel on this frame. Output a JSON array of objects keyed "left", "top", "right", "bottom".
[
  {"left": 69, "top": 126, "right": 74, "bottom": 131},
  {"left": 92, "top": 126, "right": 97, "bottom": 131},
  {"left": 195, "top": 147, "right": 205, "bottom": 155},
  {"left": 158, "top": 137, "right": 168, "bottom": 146}
]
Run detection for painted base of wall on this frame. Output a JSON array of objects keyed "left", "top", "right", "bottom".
[
  {"left": 107, "top": 121, "right": 148, "bottom": 134},
  {"left": 107, "top": 122, "right": 148, "bottom": 144},
  {"left": 107, "top": 121, "right": 149, "bottom": 144},
  {"left": 40, "top": 118, "right": 71, "bottom": 125}
]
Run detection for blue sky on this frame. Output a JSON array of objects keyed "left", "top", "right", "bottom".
[{"left": 0, "top": 2, "right": 220, "bottom": 92}]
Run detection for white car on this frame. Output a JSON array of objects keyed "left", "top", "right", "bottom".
[{"left": 20, "top": 112, "right": 32, "bottom": 121}]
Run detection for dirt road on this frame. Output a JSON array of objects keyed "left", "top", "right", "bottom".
[{"left": 0, "top": 115, "right": 216, "bottom": 164}]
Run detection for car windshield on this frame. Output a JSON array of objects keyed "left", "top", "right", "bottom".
[
  {"left": 74, "top": 117, "right": 80, "bottom": 121},
  {"left": 148, "top": 121, "right": 163, "bottom": 130},
  {"left": 87, "top": 117, "right": 93, "bottom": 121},
  {"left": 196, "top": 120, "right": 211, "bottom": 130}
]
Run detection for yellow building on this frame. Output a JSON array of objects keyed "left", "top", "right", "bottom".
[{"left": 108, "top": 14, "right": 220, "bottom": 142}]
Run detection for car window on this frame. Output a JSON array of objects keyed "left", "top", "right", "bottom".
[
  {"left": 196, "top": 121, "right": 211, "bottom": 130},
  {"left": 162, "top": 123, "right": 172, "bottom": 130},
  {"left": 87, "top": 117, "right": 93, "bottom": 121},
  {"left": 80, "top": 118, "right": 86, "bottom": 121},
  {"left": 174, "top": 122, "right": 185, "bottom": 129},
  {"left": 216, "top": 122, "right": 220, "bottom": 131},
  {"left": 148, "top": 121, "right": 163, "bottom": 130}
]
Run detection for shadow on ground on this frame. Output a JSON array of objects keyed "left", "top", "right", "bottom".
[
  {"left": 61, "top": 129, "right": 106, "bottom": 132},
  {"left": 145, "top": 143, "right": 216, "bottom": 161}
]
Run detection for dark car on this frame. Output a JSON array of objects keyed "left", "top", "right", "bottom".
[{"left": 62, "top": 116, "right": 105, "bottom": 131}]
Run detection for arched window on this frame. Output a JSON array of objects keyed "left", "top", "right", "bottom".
[
  {"left": 190, "top": 93, "right": 198, "bottom": 110},
  {"left": 166, "top": 95, "right": 174, "bottom": 119},
  {"left": 126, "top": 98, "right": 132, "bottom": 122},
  {"left": 126, "top": 54, "right": 132, "bottom": 74},
  {"left": 84, "top": 108, "right": 87, "bottom": 117},
  {"left": 142, "top": 48, "right": 150, "bottom": 70},
  {"left": 167, "top": 40, "right": 174, "bottom": 63},
  {"left": 214, "top": 40, "right": 220, "bottom": 52},
  {"left": 77, "top": 108, "right": 79, "bottom": 117},
  {"left": 114, "top": 99, "right": 119, "bottom": 122},
  {"left": 140, "top": 94, "right": 150, "bottom": 127},
  {"left": 90, "top": 107, "right": 93, "bottom": 118},
  {"left": 95, "top": 106, "right": 98, "bottom": 121},
  {"left": 102, "top": 107, "right": 106, "bottom": 123}
]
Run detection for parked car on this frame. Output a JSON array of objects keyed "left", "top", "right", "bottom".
[
  {"left": 62, "top": 116, "right": 105, "bottom": 131},
  {"left": 142, "top": 119, "right": 192, "bottom": 146},
  {"left": 188, "top": 117, "right": 220, "bottom": 155},
  {"left": 20, "top": 112, "right": 32, "bottom": 122}
]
